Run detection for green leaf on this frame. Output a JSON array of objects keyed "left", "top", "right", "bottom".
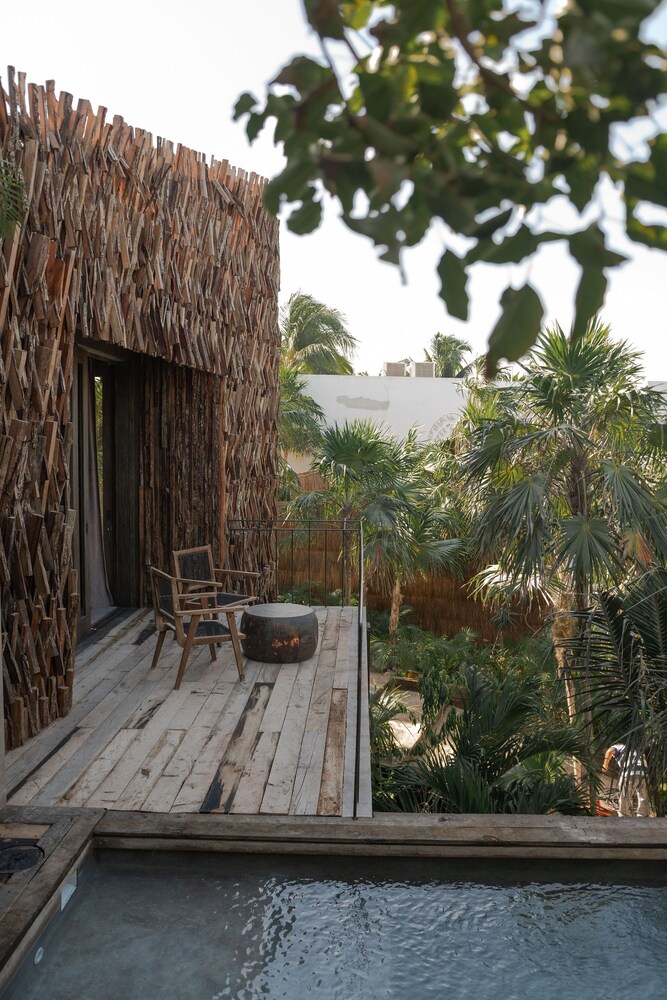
[
  {"left": 485, "top": 284, "right": 544, "bottom": 377},
  {"left": 627, "top": 207, "right": 667, "bottom": 250},
  {"left": 287, "top": 195, "right": 323, "bottom": 235},
  {"left": 245, "top": 113, "right": 266, "bottom": 144},
  {"left": 342, "top": 0, "right": 375, "bottom": 30},
  {"left": 233, "top": 92, "right": 257, "bottom": 120},
  {"left": 556, "top": 515, "right": 620, "bottom": 586},
  {"left": 465, "top": 207, "right": 513, "bottom": 240},
  {"left": 437, "top": 250, "right": 469, "bottom": 321},
  {"left": 303, "top": 0, "right": 346, "bottom": 38},
  {"left": 467, "top": 228, "right": 562, "bottom": 266},
  {"left": 274, "top": 56, "right": 331, "bottom": 93},
  {"left": 572, "top": 266, "right": 607, "bottom": 340},
  {"left": 569, "top": 224, "right": 626, "bottom": 269},
  {"left": 263, "top": 159, "right": 318, "bottom": 215}
]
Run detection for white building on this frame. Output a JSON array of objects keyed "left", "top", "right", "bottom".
[
  {"left": 289, "top": 369, "right": 667, "bottom": 474},
  {"left": 289, "top": 366, "right": 467, "bottom": 473}
]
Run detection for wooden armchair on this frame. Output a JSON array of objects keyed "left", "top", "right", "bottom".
[
  {"left": 172, "top": 544, "right": 261, "bottom": 608},
  {"left": 149, "top": 567, "right": 247, "bottom": 689}
]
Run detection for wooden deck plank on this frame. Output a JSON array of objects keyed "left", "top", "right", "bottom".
[
  {"left": 85, "top": 683, "right": 194, "bottom": 808},
  {"left": 259, "top": 657, "right": 318, "bottom": 815},
  {"left": 229, "top": 731, "right": 281, "bottom": 814},
  {"left": 113, "top": 730, "right": 185, "bottom": 811},
  {"left": 170, "top": 661, "right": 264, "bottom": 813},
  {"left": 6, "top": 621, "right": 159, "bottom": 788},
  {"left": 356, "top": 609, "right": 373, "bottom": 818},
  {"left": 333, "top": 607, "right": 353, "bottom": 689},
  {"left": 59, "top": 729, "right": 137, "bottom": 806},
  {"left": 317, "top": 689, "right": 347, "bottom": 816},
  {"left": 201, "top": 671, "right": 279, "bottom": 813},
  {"left": 261, "top": 663, "right": 298, "bottom": 733},
  {"left": 7, "top": 727, "right": 94, "bottom": 805},
  {"left": 342, "top": 623, "right": 359, "bottom": 818},
  {"left": 140, "top": 684, "right": 239, "bottom": 812},
  {"left": 6, "top": 607, "right": 362, "bottom": 818},
  {"left": 289, "top": 631, "right": 337, "bottom": 815},
  {"left": 26, "top": 644, "right": 183, "bottom": 806}
]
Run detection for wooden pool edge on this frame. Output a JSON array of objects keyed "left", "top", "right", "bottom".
[
  {"left": 3, "top": 807, "right": 667, "bottom": 990},
  {"left": 92, "top": 810, "right": 667, "bottom": 860}
]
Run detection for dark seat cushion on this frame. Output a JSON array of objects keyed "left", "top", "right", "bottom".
[
  {"left": 182, "top": 619, "right": 232, "bottom": 639},
  {"left": 214, "top": 592, "right": 251, "bottom": 607}
]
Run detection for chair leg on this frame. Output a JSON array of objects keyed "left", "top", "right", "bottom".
[
  {"left": 151, "top": 629, "right": 167, "bottom": 670},
  {"left": 209, "top": 642, "right": 217, "bottom": 662},
  {"left": 227, "top": 613, "right": 245, "bottom": 681},
  {"left": 174, "top": 622, "right": 197, "bottom": 690}
]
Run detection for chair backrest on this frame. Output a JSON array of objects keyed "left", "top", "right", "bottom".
[
  {"left": 150, "top": 567, "right": 177, "bottom": 631},
  {"left": 172, "top": 545, "right": 215, "bottom": 585}
]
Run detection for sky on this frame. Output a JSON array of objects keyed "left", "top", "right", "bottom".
[{"left": 2, "top": 0, "right": 666, "bottom": 376}]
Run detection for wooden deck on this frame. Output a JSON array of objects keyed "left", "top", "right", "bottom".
[{"left": 6, "top": 607, "right": 370, "bottom": 818}]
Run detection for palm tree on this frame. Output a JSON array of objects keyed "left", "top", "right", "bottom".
[
  {"left": 562, "top": 568, "right": 667, "bottom": 816},
  {"left": 460, "top": 321, "right": 667, "bottom": 616},
  {"left": 278, "top": 364, "right": 324, "bottom": 455},
  {"left": 281, "top": 292, "right": 358, "bottom": 374},
  {"left": 277, "top": 364, "right": 324, "bottom": 500},
  {"left": 458, "top": 320, "right": 667, "bottom": 791},
  {"left": 376, "top": 667, "right": 588, "bottom": 813},
  {"left": 424, "top": 333, "right": 472, "bottom": 377},
  {"left": 293, "top": 421, "right": 462, "bottom": 620}
]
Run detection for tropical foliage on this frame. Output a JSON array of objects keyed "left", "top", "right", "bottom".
[
  {"left": 460, "top": 321, "right": 667, "bottom": 615},
  {"left": 278, "top": 363, "right": 324, "bottom": 455},
  {"left": 424, "top": 333, "right": 472, "bottom": 378},
  {"left": 373, "top": 667, "right": 587, "bottom": 814},
  {"left": 292, "top": 420, "right": 463, "bottom": 620},
  {"left": 0, "top": 158, "right": 25, "bottom": 238},
  {"left": 562, "top": 568, "right": 667, "bottom": 816},
  {"left": 280, "top": 291, "right": 358, "bottom": 374},
  {"left": 235, "top": 1, "right": 667, "bottom": 370}
]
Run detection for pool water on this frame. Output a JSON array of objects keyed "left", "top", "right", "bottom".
[{"left": 6, "top": 852, "right": 667, "bottom": 1000}]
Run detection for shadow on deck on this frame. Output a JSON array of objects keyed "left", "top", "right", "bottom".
[{"left": 6, "top": 607, "right": 371, "bottom": 818}]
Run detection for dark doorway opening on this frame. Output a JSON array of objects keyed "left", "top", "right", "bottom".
[{"left": 73, "top": 345, "right": 141, "bottom": 638}]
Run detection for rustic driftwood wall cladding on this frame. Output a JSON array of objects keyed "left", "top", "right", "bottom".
[{"left": 0, "top": 68, "right": 280, "bottom": 749}]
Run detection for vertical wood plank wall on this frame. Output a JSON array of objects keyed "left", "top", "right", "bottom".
[{"left": 0, "top": 68, "right": 280, "bottom": 749}]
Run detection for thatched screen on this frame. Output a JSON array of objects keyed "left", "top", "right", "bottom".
[{"left": 0, "top": 68, "right": 280, "bottom": 748}]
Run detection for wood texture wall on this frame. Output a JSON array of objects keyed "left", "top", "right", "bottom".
[{"left": 0, "top": 68, "right": 280, "bottom": 749}]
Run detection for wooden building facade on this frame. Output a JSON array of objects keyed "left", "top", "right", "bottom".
[{"left": 0, "top": 69, "right": 280, "bottom": 750}]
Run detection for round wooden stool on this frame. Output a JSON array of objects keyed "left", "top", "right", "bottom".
[{"left": 240, "top": 603, "right": 319, "bottom": 663}]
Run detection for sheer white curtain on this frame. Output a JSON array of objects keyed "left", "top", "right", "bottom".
[{"left": 87, "top": 371, "right": 113, "bottom": 620}]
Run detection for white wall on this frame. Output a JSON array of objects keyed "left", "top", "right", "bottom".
[
  {"left": 288, "top": 375, "right": 667, "bottom": 473},
  {"left": 304, "top": 374, "right": 466, "bottom": 440},
  {"left": 288, "top": 375, "right": 467, "bottom": 472}
]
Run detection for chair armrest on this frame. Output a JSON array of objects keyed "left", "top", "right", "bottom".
[
  {"left": 214, "top": 567, "right": 262, "bottom": 580},
  {"left": 175, "top": 576, "right": 234, "bottom": 591},
  {"left": 174, "top": 594, "right": 249, "bottom": 615}
]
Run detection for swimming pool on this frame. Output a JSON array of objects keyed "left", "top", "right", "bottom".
[{"left": 5, "top": 851, "right": 667, "bottom": 999}]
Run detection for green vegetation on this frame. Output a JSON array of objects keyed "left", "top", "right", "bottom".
[
  {"left": 424, "top": 333, "right": 472, "bottom": 378},
  {"left": 461, "top": 321, "right": 667, "bottom": 616},
  {"left": 0, "top": 158, "right": 25, "bottom": 238},
  {"left": 562, "top": 568, "right": 667, "bottom": 816},
  {"left": 281, "top": 291, "right": 358, "bottom": 375},
  {"left": 372, "top": 667, "right": 587, "bottom": 814},
  {"left": 280, "top": 318, "right": 667, "bottom": 816},
  {"left": 291, "top": 419, "right": 463, "bottom": 617},
  {"left": 236, "top": 1, "right": 667, "bottom": 370}
]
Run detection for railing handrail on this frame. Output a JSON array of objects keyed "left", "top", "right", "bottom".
[
  {"left": 227, "top": 518, "right": 362, "bottom": 528},
  {"left": 227, "top": 518, "right": 363, "bottom": 609}
]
